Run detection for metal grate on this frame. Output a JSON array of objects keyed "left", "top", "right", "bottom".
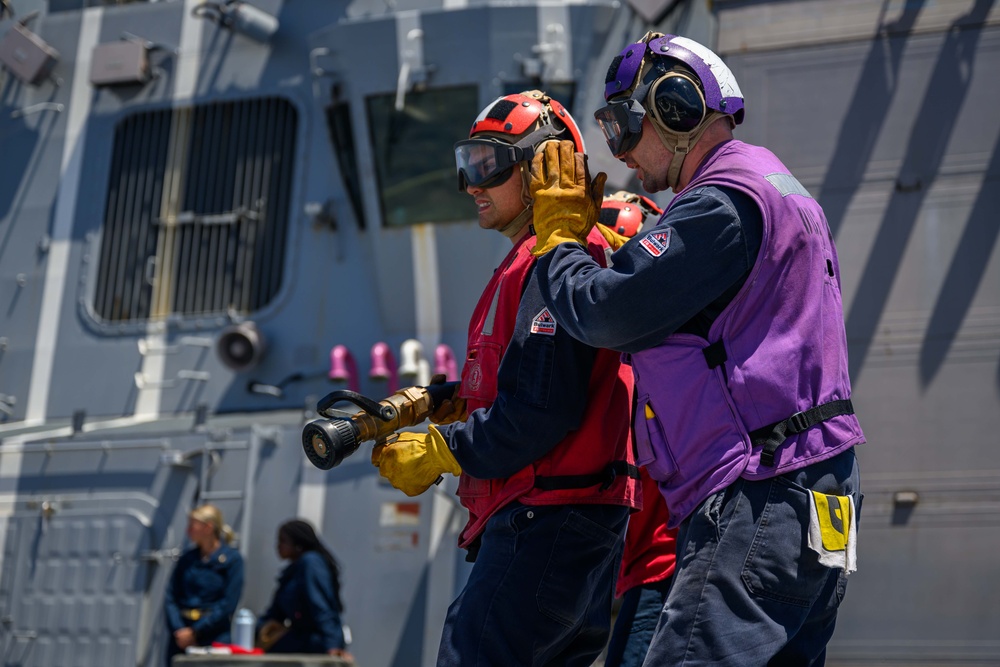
[{"left": 94, "top": 97, "right": 297, "bottom": 322}]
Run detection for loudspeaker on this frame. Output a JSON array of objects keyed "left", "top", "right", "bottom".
[{"left": 216, "top": 322, "right": 266, "bottom": 372}]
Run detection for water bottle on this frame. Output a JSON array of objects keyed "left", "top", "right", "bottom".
[{"left": 233, "top": 607, "right": 256, "bottom": 650}]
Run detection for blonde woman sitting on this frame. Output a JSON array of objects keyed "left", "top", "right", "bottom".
[{"left": 163, "top": 504, "right": 244, "bottom": 664}]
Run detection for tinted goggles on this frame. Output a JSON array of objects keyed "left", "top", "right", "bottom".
[
  {"left": 454, "top": 139, "right": 535, "bottom": 191},
  {"left": 594, "top": 97, "right": 646, "bottom": 157}
]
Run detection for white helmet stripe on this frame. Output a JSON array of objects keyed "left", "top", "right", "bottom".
[{"left": 672, "top": 35, "right": 743, "bottom": 101}]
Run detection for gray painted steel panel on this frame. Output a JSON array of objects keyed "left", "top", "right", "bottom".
[
  {"left": 1, "top": 0, "right": 997, "bottom": 664},
  {"left": 1, "top": 502, "right": 153, "bottom": 665}
]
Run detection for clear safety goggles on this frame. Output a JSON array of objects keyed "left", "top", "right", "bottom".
[
  {"left": 594, "top": 97, "right": 647, "bottom": 157},
  {"left": 454, "top": 138, "right": 535, "bottom": 191}
]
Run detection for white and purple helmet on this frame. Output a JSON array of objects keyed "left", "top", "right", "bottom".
[
  {"left": 605, "top": 33, "right": 744, "bottom": 122},
  {"left": 595, "top": 33, "right": 744, "bottom": 156}
]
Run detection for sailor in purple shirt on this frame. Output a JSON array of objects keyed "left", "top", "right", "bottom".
[{"left": 528, "top": 32, "right": 865, "bottom": 666}]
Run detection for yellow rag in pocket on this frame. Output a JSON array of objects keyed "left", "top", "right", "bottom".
[{"left": 807, "top": 490, "right": 857, "bottom": 574}]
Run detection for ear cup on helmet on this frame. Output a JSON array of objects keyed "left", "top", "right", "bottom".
[{"left": 648, "top": 71, "right": 706, "bottom": 134}]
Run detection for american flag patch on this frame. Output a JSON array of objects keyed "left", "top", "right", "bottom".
[
  {"left": 530, "top": 308, "right": 557, "bottom": 335},
  {"left": 639, "top": 230, "right": 671, "bottom": 257}
]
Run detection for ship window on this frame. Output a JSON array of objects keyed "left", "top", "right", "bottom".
[
  {"left": 366, "top": 85, "right": 478, "bottom": 227},
  {"left": 326, "top": 94, "right": 366, "bottom": 229},
  {"left": 94, "top": 97, "right": 297, "bottom": 322}
]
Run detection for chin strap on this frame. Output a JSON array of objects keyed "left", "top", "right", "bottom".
[
  {"left": 500, "top": 206, "right": 533, "bottom": 238},
  {"left": 498, "top": 163, "right": 535, "bottom": 238},
  {"left": 651, "top": 111, "right": 731, "bottom": 190}
]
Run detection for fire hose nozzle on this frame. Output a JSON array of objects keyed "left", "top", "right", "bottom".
[{"left": 302, "top": 381, "right": 459, "bottom": 470}]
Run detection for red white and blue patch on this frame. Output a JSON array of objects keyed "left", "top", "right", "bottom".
[
  {"left": 639, "top": 229, "right": 671, "bottom": 257},
  {"left": 530, "top": 308, "right": 557, "bottom": 335},
  {"left": 468, "top": 361, "right": 483, "bottom": 392}
]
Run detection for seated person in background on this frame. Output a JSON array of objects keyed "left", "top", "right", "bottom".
[
  {"left": 163, "top": 503, "right": 244, "bottom": 665},
  {"left": 257, "top": 519, "right": 352, "bottom": 660}
]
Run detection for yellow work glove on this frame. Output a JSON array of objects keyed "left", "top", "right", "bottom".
[
  {"left": 595, "top": 223, "right": 631, "bottom": 251},
  {"left": 371, "top": 425, "right": 461, "bottom": 497},
  {"left": 529, "top": 140, "right": 607, "bottom": 257},
  {"left": 428, "top": 374, "right": 467, "bottom": 425}
]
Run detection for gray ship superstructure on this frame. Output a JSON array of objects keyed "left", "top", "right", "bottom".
[{"left": 0, "top": 0, "right": 998, "bottom": 665}]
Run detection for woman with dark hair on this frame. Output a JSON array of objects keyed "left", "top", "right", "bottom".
[{"left": 257, "top": 519, "right": 351, "bottom": 659}]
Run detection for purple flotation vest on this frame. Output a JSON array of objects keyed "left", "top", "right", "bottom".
[{"left": 630, "top": 140, "right": 865, "bottom": 528}]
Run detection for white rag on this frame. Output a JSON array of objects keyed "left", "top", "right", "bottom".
[{"left": 807, "top": 490, "right": 857, "bottom": 574}]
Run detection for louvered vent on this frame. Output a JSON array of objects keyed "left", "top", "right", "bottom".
[{"left": 94, "top": 97, "right": 297, "bottom": 322}]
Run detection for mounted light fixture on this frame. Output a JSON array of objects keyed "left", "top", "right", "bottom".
[
  {"left": 90, "top": 40, "right": 150, "bottom": 86},
  {"left": 191, "top": 0, "right": 279, "bottom": 44},
  {"left": 0, "top": 18, "right": 59, "bottom": 85},
  {"left": 89, "top": 33, "right": 173, "bottom": 87}
]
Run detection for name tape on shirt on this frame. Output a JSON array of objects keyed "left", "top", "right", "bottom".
[
  {"left": 639, "top": 229, "right": 671, "bottom": 257},
  {"left": 531, "top": 308, "right": 557, "bottom": 335}
]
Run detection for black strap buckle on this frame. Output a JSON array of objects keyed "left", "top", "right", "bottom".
[
  {"left": 787, "top": 410, "right": 811, "bottom": 434},
  {"left": 600, "top": 466, "right": 617, "bottom": 491},
  {"left": 750, "top": 399, "right": 856, "bottom": 467},
  {"left": 702, "top": 340, "right": 727, "bottom": 369}
]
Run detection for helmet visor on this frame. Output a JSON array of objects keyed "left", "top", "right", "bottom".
[
  {"left": 454, "top": 139, "right": 529, "bottom": 191},
  {"left": 594, "top": 98, "right": 646, "bottom": 157}
]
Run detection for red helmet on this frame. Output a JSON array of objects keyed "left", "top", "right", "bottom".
[
  {"left": 454, "top": 90, "right": 585, "bottom": 190},
  {"left": 599, "top": 190, "right": 662, "bottom": 237}
]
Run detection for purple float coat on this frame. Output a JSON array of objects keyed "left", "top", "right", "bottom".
[{"left": 630, "top": 140, "right": 865, "bottom": 527}]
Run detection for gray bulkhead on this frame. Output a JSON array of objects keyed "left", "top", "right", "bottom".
[{"left": 0, "top": 0, "right": 998, "bottom": 665}]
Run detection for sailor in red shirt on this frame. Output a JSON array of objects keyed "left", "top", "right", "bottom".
[{"left": 596, "top": 192, "right": 679, "bottom": 667}]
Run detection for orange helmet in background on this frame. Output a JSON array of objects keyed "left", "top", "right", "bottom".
[{"left": 599, "top": 190, "right": 663, "bottom": 237}]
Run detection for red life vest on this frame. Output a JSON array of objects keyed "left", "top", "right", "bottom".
[{"left": 456, "top": 229, "right": 639, "bottom": 549}]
